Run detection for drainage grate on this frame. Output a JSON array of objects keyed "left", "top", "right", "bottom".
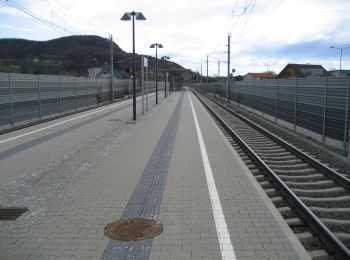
[
  {"left": 0, "top": 208, "right": 28, "bottom": 220},
  {"left": 104, "top": 218, "right": 163, "bottom": 241}
]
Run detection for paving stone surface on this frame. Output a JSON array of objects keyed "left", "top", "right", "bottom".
[{"left": 0, "top": 89, "right": 310, "bottom": 260}]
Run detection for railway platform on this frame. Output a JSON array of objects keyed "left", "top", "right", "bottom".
[{"left": 0, "top": 88, "right": 310, "bottom": 259}]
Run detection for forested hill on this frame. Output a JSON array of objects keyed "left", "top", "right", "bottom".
[{"left": 0, "top": 35, "right": 137, "bottom": 76}]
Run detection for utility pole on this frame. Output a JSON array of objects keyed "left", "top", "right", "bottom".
[
  {"left": 227, "top": 34, "right": 231, "bottom": 102},
  {"left": 206, "top": 55, "right": 209, "bottom": 83},
  {"left": 110, "top": 34, "right": 114, "bottom": 102},
  {"left": 218, "top": 61, "right": 220, "bottom": 77},
  {"left": 200, "top": 63, "right": 203, "bottom": 83}
]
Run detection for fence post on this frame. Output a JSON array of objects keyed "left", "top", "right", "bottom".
[
  {"left": 275, "top": 79, "right": 279, "bottom": 123},
  {"left": 262, "top": 80, "right": 265, "bottom": 117},
  {"left": 322, "top": 78, "right": 328, "bottom": 144},
  {"left": 8, "top": 73, "right": 14, "bottom": 127},
  {"left": 86, "top": 78, "right": 89, "bottom": 108},
  {"left": 59, "top": 74, "right": 62, "bottom": 115},
  {"left": 38, "top": 75, "right": 42, "bottom": 120},
  {"left": 346, "top": 77, "right": 350, "bottom": 157},
  {"left": 74, "top": 77, "right": 77, "bottom": 111},
  {"left": 245, "top": 80, "right": 247, "bottom": 110},
  {"left": 294, "top": 79, "right": 298, "bottom": 132}
]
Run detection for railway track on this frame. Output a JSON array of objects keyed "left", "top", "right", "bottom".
[{"left": 191, "top": 88, "right": 350, "bottom": 260}]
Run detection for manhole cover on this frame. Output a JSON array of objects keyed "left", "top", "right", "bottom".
[
  {"left": 104, "top": 218, "right": 163, "bottom": 241},
  {"left": 0, "top": 208, "right": 28, "bottom": 220}
]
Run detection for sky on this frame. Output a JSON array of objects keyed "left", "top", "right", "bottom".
[{"left": 1, "top": 0, "right": 350, "bottom": 76}]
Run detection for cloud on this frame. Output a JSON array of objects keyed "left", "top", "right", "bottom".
[{"left": 1, "top": 0, "right": 350, "bottom": 75}]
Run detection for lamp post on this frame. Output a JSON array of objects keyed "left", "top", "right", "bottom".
[
  {"left": 161, "top": 56, "right": 170, "bottom": 98},
  {"left": 150, "top": 43, "right": 163, "bottom": 104},
  {"left": 330, "top": 46, "right": 350, "bottom": 71},
  {"left": 121, "top": 11, "right": 146, "bottom": 121}
]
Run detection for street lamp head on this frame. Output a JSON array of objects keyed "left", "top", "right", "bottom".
[
  {"left": 150, "top": 44, "right": 155, "bottom": 48},
  {"left": 121, "top": 12, "right": 146, "bottom": 21},
  {"left": 121, "top": 13, "right": 131, "bottom": 21},
  {"left": 158, "top": 44, "right": 163, "bottom": 48},
  {"left": 135, "top": 12, "right": 146, "bottom": 20}
]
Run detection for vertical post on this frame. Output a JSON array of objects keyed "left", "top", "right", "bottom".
[
  {"left": 38, "top": 75, "right": 42, "bottom": 120},
  {"left": 164, "top": 72, "right": 167, "bottom": 98},
  {"left": 218, "top": 61, "right": 220, "bottom": 77},
  {"left": 294, "top": 79, "right": 298, "bottom": 131},
  {"left": 141, "top": 55, "right": 144, "bottom": 114},
  {"left": 132, "top": 14, "right": 136, "bottom": 120},
  {"left": 227, "top": 34, "right": 231, "bottom": 102},
  {"left": 110, "top": 34, "right": 114, "bottom": 102},
  {"left": 206, "top": 55, "right": 209, "bottom": 84},
  {"left": 101, "top": 79, "right": 104, "bottom": 104},
  {"left": 345, "top": 77, "right": 350, "bottom": 159},
  {"left": 155, "top": 47, "right": 158, "bottom": 104},
  {"left": 276, "top": 79, "right": 279, "bottom": 123},
  {"left": 262, "top": 79, "right": 265, "bottom": 117},
  {"left": 322, "top": 78, "right": 328, "bottom": 144},
  {"left": 8, "top": 73, "right": 14, "bottom": 127},
  {"left": 74, "top": 77, "right": 77, "bottom": 111},
  {"left": 344, "top": 77, "right": 349, "bottom": 154},
  {"left": 146, "top": 66, "right": 149, "bottom": 111},
  {"left": 86, "top": 77, "right": 89, "bottom": 108},
  {"left": 245, "top": 80, "right": 247, "bottom": 110},
  {"left": 200, "top": 63, "right": 202, "bottom": 85},
  {"left": 59, "top": 74, "right": 62, "bottom": 115}
]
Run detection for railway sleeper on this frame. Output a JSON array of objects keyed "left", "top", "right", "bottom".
[
  {"left": 268, "top": 163, "right": 311, "bottom": 171},
  {"left": 273, "top": 168, "right": 318, "bottom": 175},
  {"left": 264, "top": 159, "right": 304, "bottom": 165},
  {"left": 310, "top": 206, "right": 350, "bottom": 220},
  {"left": 308, "top": 250, "right": 329, "bottom": 260},
  {"left": 243, "top": 142, "right": 279, "bottom": 148},
  {"left": 292, "top": 187, "right": 348, "bottom": 198},
  {"left": 286, "top": 217, "right": 304, "bottom": 227},
  {"left": 256, "top": 150, "right": 291, "bottom": 156},
  {"left": 284, "top": 180, "right": 336, "bottom": 190},
  {"left": 277, "top": 206, "right": 297, "bottom": 218},
  {"left": 258, "top": 181, "right": 273, "bottom": 189},
  {"left": 265, "top": 188, "right": 279, "bottom": 198},
  {"left": 259, "top": 155, "right": 298, "bottom": 161},
  {"left": 333, "top": 232, "right": 350, "bottom": 248},
  {"left": 278, "top": 174, "right": 327, "bottom": 182},
  {"left": 300, "top": 195, "right": 350, "bottom": 207},
  {"left": 320, "top": 218, "right": 350, "bottom": 234}
]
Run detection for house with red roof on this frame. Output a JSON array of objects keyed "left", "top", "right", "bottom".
[{"left": 243, "top": 72, "right": 275, "bottom": 80}]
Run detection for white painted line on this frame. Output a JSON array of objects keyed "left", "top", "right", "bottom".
[
  {"left": 0, "top": 99, "right": 131, "bottom": 145},
  {"left": 187, "top": 90, "right": 236, "bottom": 260}
]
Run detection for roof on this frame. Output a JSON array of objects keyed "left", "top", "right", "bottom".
[
  {"left": 245, "top": 72, "right": 275, "bottom": 79},
  {"left": 277, "top": 63, "right": 327, "bottom": 78}
]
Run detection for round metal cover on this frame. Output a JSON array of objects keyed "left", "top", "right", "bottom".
[{"left": 104, "top": 218, "right": 163, "bottom": 241}]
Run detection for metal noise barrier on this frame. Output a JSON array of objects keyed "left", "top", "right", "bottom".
[
  {"left": 192, "top": 77, "right": 350, "bottom": 155},
  {"left": 0, "top": 73, "right": 165, "bottom": 132}
]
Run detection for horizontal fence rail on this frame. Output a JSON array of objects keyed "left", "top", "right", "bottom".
[
  {"left": 191, "top": 77, "right": 350, "bottom": 154},
  {"left": 0, "top": 73, "right": 165, "bottom": 132}
]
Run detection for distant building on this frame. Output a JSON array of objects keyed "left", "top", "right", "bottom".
[
  {"left": 244, "top": 72, "right": 275, "bottom": 80},
  {"left": 328, "top": 70, "right": 350, "bottom": 77},
  {"left": 88, "top": 67, "right": 126, "bottom": 79},
  {"left": 277, "top": 63, "right": 328, "bottom": 79}
]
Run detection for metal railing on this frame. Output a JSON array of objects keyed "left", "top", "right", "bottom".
[
  {"left": 0, "top": 73, "right": 164, "bottom": 132},
  {"left": 191, "top": 77, "right": 350, "bottom": 154}
]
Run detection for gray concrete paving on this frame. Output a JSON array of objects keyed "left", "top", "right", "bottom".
[{"left": 0, "top": 89, "right": 310, "bottom": 259}]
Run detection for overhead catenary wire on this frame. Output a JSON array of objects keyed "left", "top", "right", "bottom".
[{"left": 1, "top": 0, "right": 77, "bottom": 35}]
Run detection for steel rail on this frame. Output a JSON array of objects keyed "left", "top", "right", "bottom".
[
  {"left": 197, "top": 89, "right": 350, "bottom": 191},
  {"left": 191, "top": 88, "right": 350, "bottom": 260}
]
